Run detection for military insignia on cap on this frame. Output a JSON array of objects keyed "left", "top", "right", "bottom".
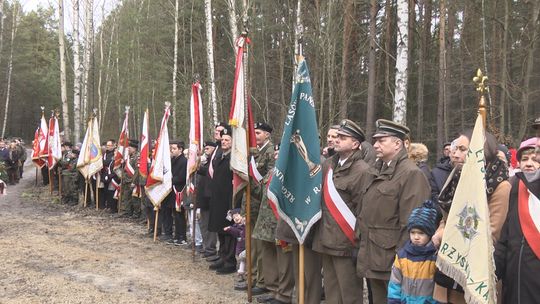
[{"left": 223, "top": 128, "right": 229, "bottom": 135}]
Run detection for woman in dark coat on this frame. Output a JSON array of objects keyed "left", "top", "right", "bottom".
[
  {"left": 207, "top": 128, "right": 236, "bottom": 274},
  {"left": 495, "top": 171, "right": 540, "bottom": 304}
]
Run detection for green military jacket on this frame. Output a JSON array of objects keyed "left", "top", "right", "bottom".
[
  {"left": 122, "top": 151, "right": 140, "bottom": 185},
  {"left": 251, "top": 141, "right": 277, "bottom": 242}
]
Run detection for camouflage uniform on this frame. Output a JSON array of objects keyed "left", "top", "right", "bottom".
[
  {"left": 120, "top": 151, "right": 141, "bottom": 217},
  {"left": 59, "top": 150, "right": 79, "bottom": 205}
]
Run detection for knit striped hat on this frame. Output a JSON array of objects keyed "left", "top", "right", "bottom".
[{"left": 407, "top": 200, "right": 439, "bottom": 237}]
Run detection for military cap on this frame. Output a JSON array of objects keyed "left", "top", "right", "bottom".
[
  {"left": 337, "top": 119, "right": 365, "bottom": 143},
  {"left": 204, "top": 141, "right": 218, "bottom": 148},
  {"left": 62, "top": 141, "right": 73, "bottom": 148},
  {"left": 443, "top": 142, "right": 451, "bottom": 148},
  {"left": 220, "top": 125, "right": 233, "bottom": 138},
  {"left": 254, "top": 122, "right": 273, "bottom": 133},
  {"left": 373, "top": 119, "right": 410, "bottom": 140},
  {"left": 532, "top": 117, "right": 540, "bottom": 130},
  {"left": 215, "top": 122, "right": 228, "bottom": 129},
  {"left": 129, "top": 139, "right": 139, "bottom": 148}
]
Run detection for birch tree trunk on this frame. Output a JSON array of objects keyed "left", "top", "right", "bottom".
[
  {"left": 1, "top": 3, "right": 17, "bottom": 138},
  {"left": 82, "top": 0, "right": 94, "bottom": 120},
  {"left": 499, "top": 0, "right": 509, "bottom": 133},
  {"left": 172, "top": 0, "right": 179, "bottom": 138},
  {"left": 73, "top": 0, "right": 82, "bottom": 143},
  {"left": 204, "top": 0, "right": 218, "bottom": 126},
  {"left": 226, "top": 0, "right": 239, "bottom": 50},
  {"left": 393, "top": 0, "right": 408, "bottom": 124},
  {"left": 59, "top": 0, "right": 70, "bottom": 140},
  {"left": 365, "top": 0, "right": 378, "bottom": 136},
  {"left": 437, "top": 0, "right": 447, "bottom": 156},
  {"left": 97, "top": 0, "right": 104, "bottom": 130},
  {"left": 0, "top": 0, "right": 5, "bottom": 70}
]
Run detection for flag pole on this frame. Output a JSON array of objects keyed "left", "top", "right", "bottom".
[
  {"left": 96, "top": 174, "right": 100, "bottom": 210},
  {"left": 191, "top": 190, "right": 197, "bottom": 260},
  {"left": 473, "top": 68, "right": 488, "bottom": 127},
  {"left": 48, "top": 167, "right": 53, "bottom": 195},
  {"left": 58, "top": 165, "right": 62, "bottom": 197},
  {"left": 117, "top": 174, "right": 123, "bottom": 213},
  {"left": 84, "top": 179, "right": 89, "bottom": 208},
  {"left": 299, "top": 244, "right": 305, "bottom": 304},
  {"left": 153, "top": 207, "right": 159, "bottom": 242},
  {"left": 35, "top": 167, "right": 38, "bottom": 186}
]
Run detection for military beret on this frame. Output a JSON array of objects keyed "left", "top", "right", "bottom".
[
  {"left": 337, "top": 119, "right": 365, "bottom": 143},
  {"left": 215, "top": 122, "right": 228, "bottom": 129},
  {"left": 220, "top": 125, "right": 233, "bottom": 138},
  {"left": 254, "top": 122, "right": 273, "bottom": 133},
  {"left": 62, "top": 141, "right": 73, "bottom": 148},
  {"left": 204, "top": 141, "right": 218, "bottom": 148},
  {"left": 443, "top": 142, "right": 451, "bottom": 148},
  {"left": 128, "top": 139, "right": 139, "bottom": 148},
  {"left": 373, "top": 119, "right": 410, "bottom": 140}
]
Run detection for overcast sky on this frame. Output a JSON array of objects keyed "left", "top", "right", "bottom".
[{"left": 20, "top": 0, "right": 117, "bottom": 32}]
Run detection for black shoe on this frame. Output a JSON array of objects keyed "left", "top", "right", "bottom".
[
  {"left": 256, "top": 294, "right": 274, "bottom": 303},
  {"left": 159, "top": 235, "right": 173, "bottom": 242},
  {"left": 234, "top": 281, "right": 248, "bottom": 291},
  {"left": 209, "top": 261, "right": 224, "bottom": 270},
  {"left": 203, "top": 251, "right": 216, "bottom": 258},
  {"left": 206, "top": 255, "right": 220, "bottom": 262},
  {"left": 251, "top": 287, "right": 270, "bottom": 296},
  {"left": 215, "top": 265, "right": 236, "bottom": 274}
]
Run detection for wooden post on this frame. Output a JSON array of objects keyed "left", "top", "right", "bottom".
[
  {"left": 84, "top": 179, "right": 89, "bottom": 208},
  {"left": 299, "top": 244, "right": 305, "bottom": 304},
  {"left": 153, "top": 207, "right": 160, "bottom": 242},
  {"left": 95, "top": 174, "right": 100, "bottom": 210},
  {"left": 48, "top": 168, "right": 53, "bottom": 195}
]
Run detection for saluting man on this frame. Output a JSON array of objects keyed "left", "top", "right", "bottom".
[
  {"left": 356, "top": 119, "right": 430, "bottom": 303},
  {"left": 312, "top": 119, "right": 370, "bottom": 304},
  {"left": 120, "top": 139, "right": 141, "bottom": 218}
]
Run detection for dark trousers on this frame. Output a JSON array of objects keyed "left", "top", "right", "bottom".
[
  {"left": 104, "top": 188, "right": 117, "bottom": 212},
  {"left": 199, "top": 208, "right": 217, "bottom": 254},
  {"left": 41, "top": 166, "right": 49, "bottom": 185},
  {"left": 173, "top": 207, "right": 186, "bottom": 241},
  {"left": 218, "top": 232, "right": 237, "bottom": 268},
  {"left": 160, "top": 206, "right": 174, "bottom": 237}
]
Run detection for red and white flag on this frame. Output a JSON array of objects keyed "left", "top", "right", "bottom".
[
  {"left": 145, "top": 104, "right": 172, "bottom": 208},
  {"left": 36, "top": 111, "right": 49, "bottom": 161},
  {"left": 47, "top": 113, "right": 62, "bottom": 169},
  {"left": 186, "top": 81, "right": 203, "bottom": 194},
  {"left": 322, "top": 168, "right": 357, "bottom": 244},
  {"left": 31, "top": 127, "right": 46, "bottom": 168},
  {"left": 114, "top": 106, "right": 130, "bottom": 172},
  {"left": 139, "top": 109, "right": 150, "bottom": 179}
]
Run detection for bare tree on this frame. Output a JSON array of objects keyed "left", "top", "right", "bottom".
[
  {"left": 81, "top": 0, "right": 94, "bottom": 121},
  {"left": 204, "top": 0, "right": 218, "bottom": 126},
  {"left": 1, "top": 3, "right": 18, "bottom": 138},
  {"left": 338, "top": 0, "right": 353, "bottom": 119},
  {"left": 437, "top": 0, "right": 447, "bottom": 156},
  {"left": 226, "top": 0, "right": 239, "bottom": 53},
  {"left": 365, "top": 0, "right": 378, "bottom": 136},
  {"left": 172, "top": 0, "right": 179, "bottom": 138},
  {"left": 73, "top": 0, "right": 82, "bottom": 143},
  {"left": 59, "top": 0, "right": 70, "bottom": 140},
  {"left": 393, "top": 0, "right": 409, "bottom": 124}
]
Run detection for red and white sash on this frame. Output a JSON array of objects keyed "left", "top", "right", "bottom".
[
  {"left": 173, "top": 186, "right": 184, "bottom": 210},
  {"left": 518, "top": 180, "right": 540, "bottom": 259},
  {"left": 125, "top": 160, "right": 135, "bottom": 177},
  {"left": 111, "top": 178, "right": 120, "bottom": 200},
  {"left": 323, "top": 168, "right": 356, "bottom": 244},
  {"left": 249, "top": 155, "right": 263, "bottom": 183}
]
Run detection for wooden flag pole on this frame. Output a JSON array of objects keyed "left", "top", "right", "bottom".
[
  {"left": 299, "top": 244, "right": 305, "bottom": 304},
  {"left": 117, "top": 174, "right": 124, "bottom": 213},
  {"left": 191, "top": 189, "right": 198, "bottom": 260},
  {"left": 48, "top": 168, "right": 53, "bottom": 195},
  {"left": 84, "top": 179, "right": 89, "bottom": 208},
  {"left": 35, "top": 167, "right": 38, "bottom": 186},
  {"left": 96, "top": 174, "right": 100, "bottom": 210},
  {"left": 153, "top": 207, "right": 160, "bottom": 242}
]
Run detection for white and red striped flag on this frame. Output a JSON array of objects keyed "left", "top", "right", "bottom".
[
  {"left": 186, "top": 81, "right": 203, "bottom": 194},
  {"left": 47, "top": 113, "right": 62, "bottom": 169},
  {"left": 36, "top": 110, "right": 49, "bottom": 162},
  {"left": 139, "top": 109, "right": 150, "bottom": 179},
  {"left": 228, "top": 36, "right": 254, "bottom": 200},
  {"left": 114, "top": 106, "right": 130, "bottom": 172},
  {"left": 31, "top": 127, "right": 46, "bottom": 168},
  {"left": 145, "top": 104, "right": 172, "bottom": 208}
]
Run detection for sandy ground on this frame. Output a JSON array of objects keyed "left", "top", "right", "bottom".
[{"left": 0, "top": 159, "right": 246, "bottom": 304}]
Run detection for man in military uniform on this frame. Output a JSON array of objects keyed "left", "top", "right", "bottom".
[
  {"left": 312, "top": 119, "right": 370, "bottom": 304},
  {"left": 244, "top": 122, "right": 277, "bottom": 297},
  {"left": 119, "top": 139, "right": 141, "bottom": 218},
  {"left": 356, "top": 119, "right": 430, "bottom": 303},
  {"left": 59, "top": 142, "right": 79, "bottom": 205}
]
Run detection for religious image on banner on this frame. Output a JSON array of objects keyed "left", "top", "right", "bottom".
[
  {"left": 267, "top": 57, "right": 322, "bottom": 244},
  {"left": 77, "top": 117, "right": 103, "bottom": 179},
  {"left": 436, "top": 114, "right": 496, "bottom": 304}
]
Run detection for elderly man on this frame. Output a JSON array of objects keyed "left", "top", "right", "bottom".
[
  {"left": 313, "top": 119, "right": 371, "bottom": 304},
  {"left": 356, "top": 119, "right": 430, "bottom": 303}
]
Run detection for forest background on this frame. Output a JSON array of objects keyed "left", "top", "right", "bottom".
[{"left": 0, "top": 0, "right": 538, "bottom": 161}]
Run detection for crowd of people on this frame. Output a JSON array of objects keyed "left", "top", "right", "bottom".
[
  {"left": 0, "top": 138, "right": 27, "bottom": 194},
  {"left": 5, "top": 114, "right": 539, "bottom": 304}
]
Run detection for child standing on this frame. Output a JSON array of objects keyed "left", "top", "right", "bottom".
[
  {"left": 388, "top": 200, "right": 439, "bottom": 304},
  {"left": 223, "top": 209, "right": 246, "bottom": 279}
]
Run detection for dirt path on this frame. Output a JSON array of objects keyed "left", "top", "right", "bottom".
[{"left": 0, "top": 159, "right": 246, "bottom": 304}]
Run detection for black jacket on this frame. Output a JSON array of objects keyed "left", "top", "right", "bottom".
[
  {"left": 495, "top": 172, "right": 540, "bottom": 304},
  {"left": 163, "top": 154, "right": 187, "bottom": 208},
  {"left": 196, "top": 159, "right": 212, "bottom": 209},
  {"left": 208, "top": 151, "right": 233, "bottom": 232},
  {"left": 428, "top": 157, "right": 453, "bottom": 202}
]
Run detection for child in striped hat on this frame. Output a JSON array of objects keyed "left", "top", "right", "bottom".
[{"left": 388, "top": 200, "right": 439, "bottom": 304}]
